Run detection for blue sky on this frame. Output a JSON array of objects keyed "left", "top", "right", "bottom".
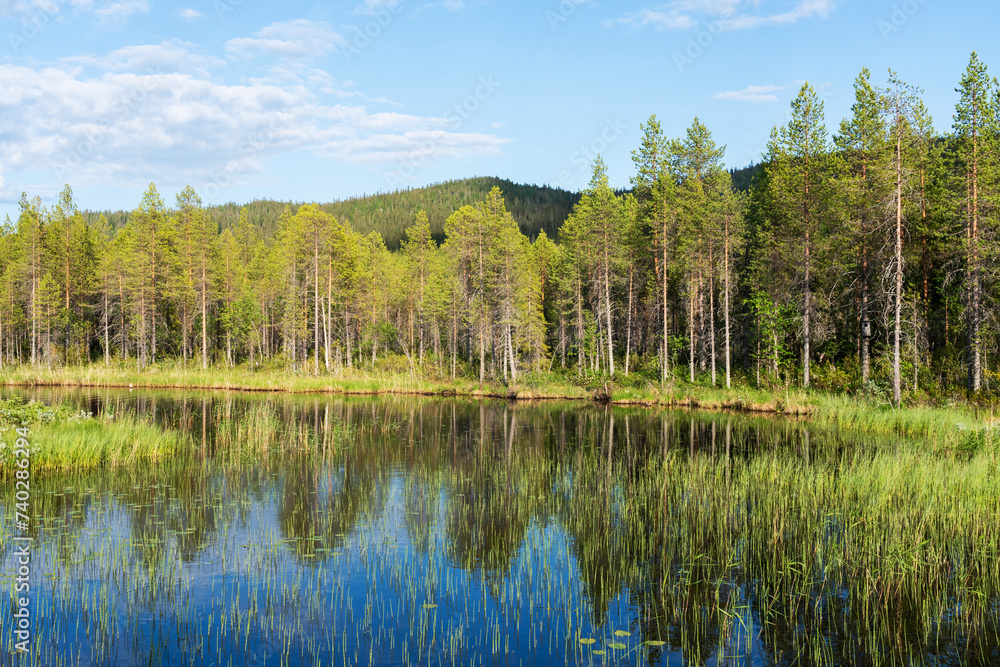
[{"left": 0, "top": 0, "right": 995, "bottom": 219}]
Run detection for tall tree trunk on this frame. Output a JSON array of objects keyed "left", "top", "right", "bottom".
[
  {"left": 861, "top": 164, "right": 871, "bottom": 383},
  {"left": 969, "top": 126, "right": 981, "bottom": 392},
  {"left": 803, "top": 216, "right": 811, "bottom": 388},
  {"left": 709, "top": 243, "right": 716, "bottom": 385},
  {"left": 689, "top": 280, "right": 695, "bottom": 383},
  {"left": 724, "top": 215, "right": 731, "bottom": 389},
  {"left": 625, "top": 266, "right": 633, "bottom": 376},
  {"left": 893, "top": 102, "right": 903, "bottom": 406},
  {"left": 104, "top": 291, "right": 110, "bottom": 364},
  {"left": 201, "top": 261, "right": 208, "bottom": 369},
  {"left": 327, "top": 253, "right": 333, "bottom": 371},
  {"left": 662, "top": 218, "right": 669, "bottom": 385},
  {"left": 314, "top": 231, "right": 320, "bottom": 375},
  {"left": 604, "top": 243, "right": 614, "bottom": 377}
]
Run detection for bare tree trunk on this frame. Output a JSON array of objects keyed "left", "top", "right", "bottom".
[
  {"left": 201, "top": 260, "right": 208, "bottom": 369},
  {"left": 724, "top": 215, "right": 732, "bottom": 389},
  {"left": 314, "top": 232, "right": 320, "bottom": 375},
  {"left": 709, "top": 243, "right": 716, "bottom": 385},
  {"left": 104, "top": 291, "right": 110, "bottom": 364},
  {"left": 804, "top": 223, "right": 811, "bottom": 388},
  {"left": 625, "top": 266, "right": 633, "bottom": 376},
  {"left": 969, "top": 125, "right": 982, "bottom": 392},
  {"left": 604, "top": 247, "right": 614, "bottom": 377},
  {"left": 689, "top": 279, "right": 695, "bottom": 383},
  {"left": 893, "top": 102, "right": 904, "bottom": 406}
]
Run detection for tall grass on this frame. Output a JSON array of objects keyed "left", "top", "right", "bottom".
[
  {"left": 2, "top": 393, "right": 998, "bottom": 664},
  {"left": 0, "top": 397, "right": 186, "bottom": 474}
]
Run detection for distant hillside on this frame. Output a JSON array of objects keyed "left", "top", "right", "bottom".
[
  {"left": 83, "top": 177, "right": 580, "bottom": 251},
  {"left": 729, "top": 163, "right": 763, "bottom": 192}
]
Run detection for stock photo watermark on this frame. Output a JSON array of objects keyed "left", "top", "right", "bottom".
[
  {"left": 672, "top": 0, "right": 754, "bottom": 73},
  {"left": 9, "top": 424, "right": 34, "bottom": 653},
  {"left": 341, "top": 3, "right": 405, "bottom": 62},
  {"left": 555, "top": 117, "right": 625, "bottom": 189},
  {"left": 7, "top": 0, "right": 63, "bottom": 53},
  {"left": 546, "top": 0, "right": 589, "bottom": 30},
  {"left": 877, "top": 0, "right": 930, "bottom": 39},
  {"left": 49, "top": 69, "right": 162, "bottom": 183},
  {"left": 199, "top": 115, "right": 291, "bottom": 201},
  {"left": 213, "top": 0, "right": 245, "bottom": 20},
  {"left": 384, "top": 75, "right": 501, "bottom": 187}
]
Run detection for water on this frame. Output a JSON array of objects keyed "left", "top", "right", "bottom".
[{"left": 1, "top": 388, "right": 997, "bottom": 666}]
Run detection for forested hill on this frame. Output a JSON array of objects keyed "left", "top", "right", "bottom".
[
  {"left": 729, "top": 163, "right": 763, "bottom": 192},
  {"left": 82, "top": 177, "right": 580, "bottom": 250}
]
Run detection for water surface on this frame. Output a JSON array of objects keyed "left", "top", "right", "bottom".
[{"left": 1, "top": 388, "right": 997, "bottom": 666}]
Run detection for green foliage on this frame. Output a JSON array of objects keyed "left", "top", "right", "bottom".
[
  {"left": 3, "top": 56, "right": 1000, "bottom": 402},
  {"left": 0, "top": 397, "right": 91, "bottom": 428}
]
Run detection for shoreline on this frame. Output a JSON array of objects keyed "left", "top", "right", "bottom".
[{"left": 1, "top": 370, "right": 817, "bottom": 414}]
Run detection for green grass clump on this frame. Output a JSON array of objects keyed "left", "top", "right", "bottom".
[{"left": 0, "top": 396, "right": 185, "bottom": 474}]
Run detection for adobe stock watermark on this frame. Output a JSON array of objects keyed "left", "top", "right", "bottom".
[
  {"left": 877, "top": 0, "right": 930, "bottom": 40},
  {"left": 384, "top": 75, "right": 500, "bottom": 188},
  {"left": 341, "top": 3, "right": 405, "bottom": 62},
  {"left": 213, "top": 0, "right": 245, "bottom": 21},
  {"left": 740, "top": 81, "right": 835, "bottom": 167},
  {"left": 546, "top": 0, "right": 589, "bottom": 30},
  {"left": 9, "top": 424, "right": 34, "bottom": 654},
  {"left": 199, "top": 115, "right": 290, "bottom": 201},
  {"left": 673, "top": 0, "right": 754, "bottom": 73},
  {"left": 49, "top": 70, "right": 162, "bottom": 183},
  {"left": 7, "top": 0, "right": 64, "bottom": 53},
  {"left": 555, "top": 117, "right": 626, "bottom": 189}
]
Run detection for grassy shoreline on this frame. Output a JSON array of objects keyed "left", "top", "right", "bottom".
[{"left": 2, "top": 362, "right": 996, "bottom": 445}]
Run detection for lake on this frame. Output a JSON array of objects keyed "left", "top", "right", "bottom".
[{"left": 1, "top": 388, "right": 998, "bottom": 666}]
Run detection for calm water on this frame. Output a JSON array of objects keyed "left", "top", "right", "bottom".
[{"left": 1, "top": 389, "right": 997, "bottom": 666}]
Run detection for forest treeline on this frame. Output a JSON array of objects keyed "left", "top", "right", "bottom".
[
  {"left": 2, "top": 53, "right": 999, "bottom": 403},
  {"left": 80, "top": 177, "right": 582, "bottom": 251}
]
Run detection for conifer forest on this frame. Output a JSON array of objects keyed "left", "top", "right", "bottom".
[{"left": 3, "top": 54, "right": 1000, "bottom": 403}]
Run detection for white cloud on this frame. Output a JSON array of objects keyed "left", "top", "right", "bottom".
[
  {"left": 713, "top": 83, "right": 783, "bottom": 103},
  {"left": 93, "top": 0, "right": 149, "bottom": 28},
  {"left": 0, "top": 60, "right": 506, "bottom": 199},
  {"left": 226, "top": 19, "right": 345, "bottom": 60},
  {"left": 721, "top": 0, "right": 833, "bottom": 29},
  {"left": 611, "top": 0, "right": 833, "bottom": 31},
  {"left": 320, "top": 130, "right": 507, "bottom": 165},
  {"left": 0, "top": 0, "right": 150, "bottom": 26},
  {"left": 353, "top": 0, "right": 402, "bottom": 16},
  {"left": 65, "top": 40, "right": 225, "bottom": 77},
  {"left": 177, "top": 7, "right": 202, "bottom": 20}
]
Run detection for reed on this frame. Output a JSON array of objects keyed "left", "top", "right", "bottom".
[{"left": 1, "top": 393, "right": 997, "bottom": 665}]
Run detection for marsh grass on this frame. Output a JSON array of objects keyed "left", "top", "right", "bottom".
[
  {"left": 1, "top": 393, "right": 998, "bottom": 665},
  {"left": 0, "top": 397, "right": 186, "bottom": 474}
]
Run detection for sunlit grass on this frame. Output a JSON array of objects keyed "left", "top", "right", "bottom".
[{"left": 1, "top": 392, "right": 998, "bottom": 664}]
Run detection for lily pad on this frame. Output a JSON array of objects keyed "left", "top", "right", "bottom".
[
  {"left": 422, "top": 604, "right": 437, "bottom": 609},
  {"left": 579, "top": 638, "right": 596, "bottom": 645},
  {"left": 614, "top": 630, "right": 631, "bottom": 637},
  {"left": 609, "top": 642, "right": 627, "bottom": 649},
  {"left": 646, "top": 640, "right": 666, "bottom": 646}
]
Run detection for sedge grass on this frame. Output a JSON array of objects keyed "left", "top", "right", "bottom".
[{"left": 1, "top": 393, "right": 998, "bottom": 665}]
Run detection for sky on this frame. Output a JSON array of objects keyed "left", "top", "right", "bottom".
[{"left": 0, "top": 0, "right": 996, "bottom": 220}]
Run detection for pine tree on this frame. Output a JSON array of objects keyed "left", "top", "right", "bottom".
[
  {"left": 16, "top": 194, "right": 45, "bottom": 365},
  {"left": 835, "top": 69, "right": 889, "bottom": 383},
  {"left": 402, "top": 211, "right": 436, "bottom": 365},
  {"left": 953, "top": 51, "right": 998, "bottom": 393},
  {"left": 632, "top": 116, "right": 676, "bottom": 384},
  {"left": 128, "top": 184, "right": 172, "bottom": 368},
  {"left": 879, "top": 70, "right": 924, "bottom": 405},
  {"left": 766, "top": 84, "right": 836, "bottom": 387}
]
